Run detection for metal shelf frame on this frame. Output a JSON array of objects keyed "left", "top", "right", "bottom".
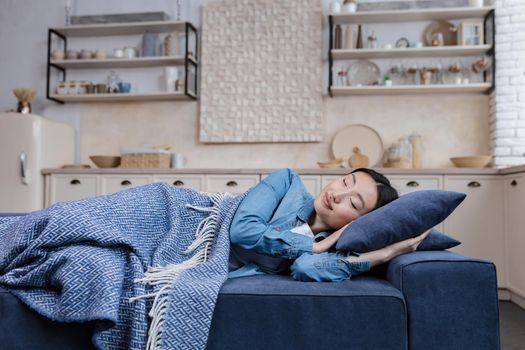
[{"left": 46, "top": 21, "right": 199, "bottom": 103}]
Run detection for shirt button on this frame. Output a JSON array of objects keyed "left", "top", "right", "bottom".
[{"left": 276, "top": 227, "right": 281, "bottom": 231}]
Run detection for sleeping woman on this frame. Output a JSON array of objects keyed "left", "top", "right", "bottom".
[{"left": 229, "top": 168, "right": 431, "bottom": 282}]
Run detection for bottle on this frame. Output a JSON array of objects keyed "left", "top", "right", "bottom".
[
  {"left": 356, "top": 24, "right": 363, "bottom": 49},
  {"left": 334, "top": 25, "right": 342, "bottom": 49},
  {"left": 345, "top": 25, "right": 353, "bottom": 49},
  {"left": 398, "top": 137, "right": 413, "bottom": 169},
  {"left": 367, "top": 30, "right": 377, "bottom": 49},
  {"left": 409, "top": 132, "right": 423, "bottom": 168}
]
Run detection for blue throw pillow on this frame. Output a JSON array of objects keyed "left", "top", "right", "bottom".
[
  {"left": 417, "top": 229, "right": 460, "bottom": 251},
  {"left": 335, "top": 190, "right": 466, "bottom": 253}
]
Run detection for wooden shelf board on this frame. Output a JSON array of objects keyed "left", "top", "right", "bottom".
[
  {"left": 331, "top": 6, "right": 495, "bottom": 25},
  {"left": 50, "top": 91, "right": 196, "bottom": 102},
  {"left": 330, "top": 83, "right": 492, "bottom": 95},
  {"left": 51, "top": 21, "right": 187, "bottom": 37},
  {"left": 50, "top": 56, "right": 198, "bottom": 69},
  {"left": 331, "top": 45, "right": 492, "bottom": 59}
]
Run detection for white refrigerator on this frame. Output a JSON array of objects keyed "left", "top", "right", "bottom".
[{"left": 0, "top": 112, "right": 74, "bottom": 213}]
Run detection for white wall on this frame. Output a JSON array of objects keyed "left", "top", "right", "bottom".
[
  {"left": 0, "top": 0, "right": 491, "bottom": 168},
  {"left": 490, "top": 0, "right": 525, "bottom": 167}
]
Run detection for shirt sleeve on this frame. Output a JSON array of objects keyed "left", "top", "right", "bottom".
[{"left": 229, "top": 168, "right": 313, "bottom": 259}]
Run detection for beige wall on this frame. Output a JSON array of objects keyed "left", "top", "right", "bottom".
[{"left": 80, "top": 94, "right": 489, "bottom": 169}]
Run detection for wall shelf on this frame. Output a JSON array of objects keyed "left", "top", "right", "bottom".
[
  {"left": 331, "top": 45, "right": 492, "bottom": 60},
  {"left": 49, "top": 91, "right": 195, "bottom": 102},
  {"left": 50, "top": 56, "right": 197, "bottom": 69},
  {"left": 331, "top": 6, "right": 495, "bottom": 25},
  {"left": 47, "top": 21, "right": 199, "bottom": 103},
  {"left": 328, "top": 6, "right": 496, "bottom": 97},
  {"left": 330, "top": 83, "right": 492, "bottom": 96}
]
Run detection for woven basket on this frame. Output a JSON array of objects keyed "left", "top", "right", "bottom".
[{"left": 121, "top": 153, "right": 171, "bottom": 168}]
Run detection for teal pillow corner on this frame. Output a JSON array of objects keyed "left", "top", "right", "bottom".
[{"left": 335, "top": 190, "right": 465, "bottom": 253}]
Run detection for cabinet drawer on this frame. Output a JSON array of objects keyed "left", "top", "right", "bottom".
[
  {"left": 205, "top": 175, "right": 259, "bottom": 194},
  {"left": 102, "top": 175, "right": 152, "bottom": 195},
  {"left": 387, "top": 175, "right": 442, "bottom": 195},
  {"left": 51, "top": 175, "right": 99, "bottom": 204},
  {"left": 153, "top": 175, "right": 205, "bottom": 191}
]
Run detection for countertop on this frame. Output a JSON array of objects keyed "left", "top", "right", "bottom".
[{"left": 42, "top": 165, "right": 525, "bottom": 176}]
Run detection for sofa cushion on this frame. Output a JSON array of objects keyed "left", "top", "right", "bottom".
[
  {"left": 207, "top": 274, "right": 407, "bottom": 350},
  {"left": 0, "top": 287, "right": 95, "bottom": 350},
  {"left": 336, "top": 190, "right": 466, "bottom": 253}
]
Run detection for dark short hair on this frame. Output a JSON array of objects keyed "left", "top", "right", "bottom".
[{"left": 350, "top": 168, "right": 399, "bottom": 210}]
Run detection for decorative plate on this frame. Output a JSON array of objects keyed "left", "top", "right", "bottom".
[
  {"left": 423, "top": 20, "right": 457, "bottom": 46},
  {"left": 331, "top": 124, "right": 384, "bottom": 167},
  {"left": 347, "top": 60, "right": 381, "bottom": 86}
]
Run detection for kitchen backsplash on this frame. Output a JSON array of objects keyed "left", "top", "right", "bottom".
[{"left": 79, "top": 93, "right": 489, "bottom": 169}]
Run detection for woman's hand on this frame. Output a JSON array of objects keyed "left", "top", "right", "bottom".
[
  {"left": 346, "top": 229, "right": 432, "bottom": 267},
  {"left": 311, "top": 223, "right": 350, "bottom": 253}
]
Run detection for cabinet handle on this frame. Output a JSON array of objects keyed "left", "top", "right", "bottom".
[
  {"left": 406, "top": 181, "right": 419, "bottom": 187},
  {"left": 467, "top": 181, "right": 481, "bottom": 188},
  {"left": 70, "top": 179, "right": 81, "bottom": 185},
  {"left": 121, "top": 180, "right": 132, "bottom": 186},
  {"left": 173, "top": 180, "right": 185, "bottom": 187},
  {"left": 226, "top": 181, "right": 238, "bottom": 187},
  {"left": 511, "top": 180, "right": 518, "bottom": 186}
]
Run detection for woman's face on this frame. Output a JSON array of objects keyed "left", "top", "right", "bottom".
[{"left": 314, "top": 171, "right": 379, "bottom": 230}]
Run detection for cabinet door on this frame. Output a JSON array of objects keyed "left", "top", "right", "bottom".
[
  {"left": 101, "top": 175, "right": 152, "bottom": 195},
  {"left": 153, "top": 175, "right": 205, "bottom": 191},
  {"left": 504, "top": 174, "right": 525, "bottom": 295},
  {"left": 49, "top": 175, "right": 99, "bottom": 205},
  {"left": 321, "top": 175, "right": 339, "bottom": 189},
  {"left": 444, "top": 176, "right": 505, "bottom": 287},
  {"left": 205, "top": 175, "right": 260, "bottom": 194},
  {"left": 300, "top": 175, "right": 321, "bottom": 196}
]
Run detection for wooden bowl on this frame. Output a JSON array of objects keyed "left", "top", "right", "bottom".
[
  {"left": 89, "top": 155, "right": 121, "bottom": 168},
  {"left": 317, "top": 158, "right": 344, "bottom": 168},
  {"left": 450, "top": 155, "right": 491, "bottom": 168}
]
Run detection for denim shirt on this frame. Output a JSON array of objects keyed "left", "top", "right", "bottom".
[{"left": 229, "top": 168, "right": 371, "bottom": 281}]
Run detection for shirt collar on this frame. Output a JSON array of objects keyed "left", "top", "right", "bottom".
[{"left": 297, "top": 197, "right": 315, "bottom": 223}]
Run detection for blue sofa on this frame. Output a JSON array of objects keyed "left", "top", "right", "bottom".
[{"left": 0, "top": 249, "right": 500, "bottom": 349}]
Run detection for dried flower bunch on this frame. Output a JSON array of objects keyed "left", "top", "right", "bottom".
[{"left": 13, "top": 88, "right": 37, "bottom": 103}]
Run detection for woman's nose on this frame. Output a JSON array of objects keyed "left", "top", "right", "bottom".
[{"left": 333, "top": 189, "right": 352, "bottom": 202}]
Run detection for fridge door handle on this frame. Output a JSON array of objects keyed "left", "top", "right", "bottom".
[{"left": 20, "top": 152, "right": 29, "bottom": 185}]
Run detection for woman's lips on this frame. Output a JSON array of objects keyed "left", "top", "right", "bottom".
[{"left": 323, "top": 192, "right": 332, "bottom": 210}]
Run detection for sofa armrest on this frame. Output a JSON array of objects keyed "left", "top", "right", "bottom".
[{"left": 385, "top": 251, "right": 500, "bottom": 350}]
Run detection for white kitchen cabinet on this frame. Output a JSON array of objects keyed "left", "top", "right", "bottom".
[
  {"left": 205, "top": 175, "right": 260, "bottom": 194},
  {"left": 504, "top": 174, "right": 525, "bottom": 298},
  {"left": 153, "top": 175, "right": 205, "bottom": 191},
  {"left": 101, "top": 175, "right": 152, "bottom": 195},
  {"left": 300, "top": 175, "right": 322, "bottom": 196},
  {"left": 47, "top": 174, "right": 99, "bottom": 205},
  {"left": 444, "top": 176, "right": 506, "bottom": 287}
]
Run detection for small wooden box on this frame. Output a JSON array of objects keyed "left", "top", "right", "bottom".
[
  {"left": 121, "top": 153, "right": 171, "bottom": 168},
  {"left": 458, "top": 21, "right": 484, "bottom": 46}
]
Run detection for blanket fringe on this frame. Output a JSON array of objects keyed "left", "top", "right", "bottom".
[{"left": 130, "top": 192, "right": 233, "bottom": 350}]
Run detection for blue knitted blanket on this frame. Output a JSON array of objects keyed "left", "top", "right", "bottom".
[{"left": 0, "top": 183, "right": 244, "bottom": 350}]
